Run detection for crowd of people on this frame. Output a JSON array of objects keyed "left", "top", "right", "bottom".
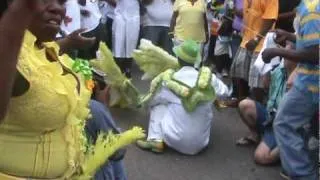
[{"left": 0, "top": 0, "right": 318, "bottom": 180}]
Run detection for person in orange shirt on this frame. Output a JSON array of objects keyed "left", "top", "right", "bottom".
[{"left": 230, "top": 0, "right": 279, "bottom": 104}]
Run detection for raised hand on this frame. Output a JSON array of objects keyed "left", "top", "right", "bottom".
[
  {"left": 273, "top": 29, "right": 288, "bottom": 46},
  {"left": 67, "top": 28, "right": 96, "bottom": 50},
  {"left": 245, "top": 39, "right": 259, "bottom": 52}
]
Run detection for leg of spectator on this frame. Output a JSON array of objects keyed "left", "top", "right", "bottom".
[
  {"left": 238, "top": 99, "right": 259, "bottom": 141},
  {"left": 111, "top": 160, "right": 128, "bottom": 180},
  {"left": 87, "top": 100, "right": 127, "bottom": 180},
  {"left": 207, "top": 35, "right": 217, "bottom": 67},
  {"left": 106, "top": 18, "right": 114, "bottom": 50},
  {"left": 254, "top": 142, "right": 279, "bottom": 165},
  {"left": 274, "top": 87, "right": 318, "bottom": 180},
  {"left": 239, "top": 79, "right": 250, "bottom": 100},
  {"left": 215, "top": 55, "right": 224, "bottom": 74},
  {"left": 231, "top": 34, "right": 241, "bottom": 59},
  {"left": 123, "top": 58, "right": 133, "bottom": 78},
  {"left": 161, "top": 27, "right": 174, "bottom": 55}
]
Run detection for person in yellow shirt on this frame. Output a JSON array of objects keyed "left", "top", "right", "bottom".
[
  {"left": 169, "top": 0, "right": 209, "bottom": 67},
  {"left": 230, "top": 0, "right": 278, "bottom": 104},
  {"left": 0, "top": 0, "right": 144, "bottom": 179}
]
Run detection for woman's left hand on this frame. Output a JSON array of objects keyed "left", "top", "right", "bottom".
[{"left": 67, "top": 28, "right": 96, "bottom": 50}]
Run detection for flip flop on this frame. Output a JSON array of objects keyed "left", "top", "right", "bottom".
[{"left": 236, "top": 137, "right": 258, "bottom": 146}]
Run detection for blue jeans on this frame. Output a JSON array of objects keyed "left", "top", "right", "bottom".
[
  {"left": 274, "top": 87, "right": 318, "bottom": 180},
  {"left": 86, "top": 100, "right": 128, "bottom": 180},
  {"left": 94, "top": 161, "right": 127, "bottom": 180}
]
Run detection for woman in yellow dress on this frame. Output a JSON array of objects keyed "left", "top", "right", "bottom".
[{"left": 0, "top": 0, "right": 143, "bottom": 179}]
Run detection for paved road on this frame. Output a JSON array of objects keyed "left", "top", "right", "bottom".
[{"left": 110, "top": 67, "right": 282, "bottom": 180}]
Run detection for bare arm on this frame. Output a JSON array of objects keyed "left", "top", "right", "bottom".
[
  {"left": 246, "top": 19, "right": 276, "bottom": 51},
  {"left": 263, "top": 45, "right": 319, "bottom": 64},
  {"left": 278, "top": 11, "right": 296, "bottom": 20},
  {"left": 0, "top": 1, "right": 39, "bottom": 120},
  {"left": 56, "top": 29, "right": 96, "bottom": 55},
  {"left": 259, "top": 19, "right": 276, "bottom": 40},
  {"left": 273, "top": 29, "right": 297, "bottom": 45}
]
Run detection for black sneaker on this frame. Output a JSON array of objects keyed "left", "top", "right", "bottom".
[{"left": 280, "top": 169, "right": 290, "bottom": 180}]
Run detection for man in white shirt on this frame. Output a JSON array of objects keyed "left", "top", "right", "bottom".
[
  {"left": 137, "top": 40, "right": 229, "bottom": 155},
  {"left": 141, "top": 0, "right": 174, "bottom": 54}
]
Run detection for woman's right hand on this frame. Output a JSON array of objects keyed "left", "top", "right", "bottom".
[{"left": 0, "top": 0, "right": 45, "bottom": 121}]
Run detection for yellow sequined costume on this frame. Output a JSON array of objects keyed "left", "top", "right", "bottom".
[{"left": 0, "top": 31, "right": 92, "bottom": 179}]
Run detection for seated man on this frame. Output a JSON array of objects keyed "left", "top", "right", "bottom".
[
  {"left": 236, "top": 50, "right": 297, "bottom": 165},
  {"left": 137, "top": 40, "right": 229, "bottom": 155},
  {"left": 86, "top": 71, "right": 127, "bottom": 180}
]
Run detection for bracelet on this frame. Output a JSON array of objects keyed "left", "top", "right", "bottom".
[{"left": 168, "top": 32, "right": 174, "bottom": 35}]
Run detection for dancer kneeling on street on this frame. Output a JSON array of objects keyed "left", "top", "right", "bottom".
[{"left": 137, "top": 40, "right": 229, "bottom": 155}]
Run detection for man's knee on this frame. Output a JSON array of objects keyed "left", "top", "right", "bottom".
[
  {"left": 254, "top": 144, "right": 279, "bottom": 165},
  {"left": 239, "top": 99, "right": 256, "bottom": 115},
  {"left": 254, "top": 150, "right": 272, "bottom": 165}
]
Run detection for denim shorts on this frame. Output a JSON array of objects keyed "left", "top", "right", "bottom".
[{"left": 255, "top": 102, "right": 277, "bottom": 150}]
